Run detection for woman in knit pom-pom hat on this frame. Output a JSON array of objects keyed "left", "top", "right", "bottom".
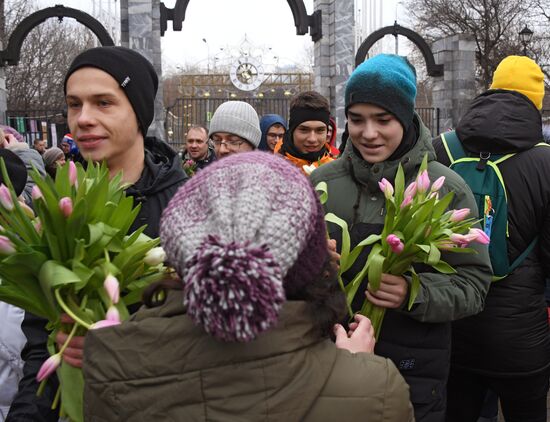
[
  {"left": 82, "top": 152, "right": 414, "bottom": 422},
  {"left": 310, "top": 54, "right": 492, "bottom": 422}
]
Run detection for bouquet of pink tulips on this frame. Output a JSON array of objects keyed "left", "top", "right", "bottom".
[
  {"left": 318, "top": 156, "right": 489, "bottom": 338},
  {"left": 0, "top": 160, "right": 168, "bottom": 422},
  {"left": 183, "top": 159, "right": 197, "bottom": 177}
]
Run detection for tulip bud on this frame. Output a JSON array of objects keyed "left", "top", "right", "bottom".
[
  {"left": 33, "top": 218, "right": 42, "bottom": 234},
  {"left": 103, "top": 274, "right": 120, "bottom": 304},
  {"left": 404, "top": 181, "right": 417, "bottom": 198},
  {"left": 91, "top": 319, "right": 121, "bottom": 330},
  {"left": 378, "top": 178, "right": 394, "bottom": 199},
  {"left": 430, "top": 176, "right": 445, "bottom": 192},
  {"left": 31, "top": 186, "right": 43, "bottom": 201},
  {"left": 68, "top": 161, "right": 78, "bottom": 187},
  {"left": 0, "top": 235, "right": 16, "bottom": 255},
  {"left": 0, "top": 184, "right": 14, "bottom": 211},
  {"left": 59, "top": 197, "right": 73, "bottom": 218},
  {"left": 386, "top": 234, "right": 404, "bottom": 254},
  {"left": 400, "top": 195, "right": 413, "bottom": 209},
  {"left": 106, "top": 306, "right": 120, "bottom": 322},
  {"left": 469, "top": 228, "right": 490, "bottom": 245},
  {"left": 450, "top": 208, "right": 470, "bottom": 222},
  {"left": 36, "top": 353, "right": 61, "bottom": 382},
  {"left": 19, "top": 201, "right": 35, "bottom": 219},
  {"left": 416, "top": 170, "right": 430, "bottom": 193},
  {"left": 144, "top": 247, "right": 167, "bottom": 266},
  {"left": 450, "top": 233, "right": 469, "bottom": 248}
]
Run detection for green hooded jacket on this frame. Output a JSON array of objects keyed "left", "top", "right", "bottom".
[
  {"left": 310, "top": 115, "right": 492, "bottom": 421},
  {"left": 83, "top": 290, "right": 414, "bottom": 422}
]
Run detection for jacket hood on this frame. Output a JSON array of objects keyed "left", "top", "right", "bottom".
[
  {"left": 456, "top": 90, "right": 543, "bottom": 154},
  {"left": 127, "top": 137, "right": 187, "bottom": 197},
  {"left": 342, "top": 113, "right": 436, "bottom": 190},
  {"left": 258, "top": 114, "right": 287, "bottom": 151}
]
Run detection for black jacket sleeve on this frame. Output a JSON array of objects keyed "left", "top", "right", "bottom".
[{"left": 6, "top": 312, "right": 59, "bottom": 422}]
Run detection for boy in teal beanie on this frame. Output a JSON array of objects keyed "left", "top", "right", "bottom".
[{"left": 311, "top": 54, "right": 492, "bottom": 422}]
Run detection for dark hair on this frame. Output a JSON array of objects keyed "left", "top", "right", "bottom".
[
  {"left": 186, "top": 125, "right": 208, "bottom": 137},
  {"left": 142, "top": 257, "right": 346, "bottom": 339},
  {"left": 290, "top": 91, "right": 330, "bottom": 112}
]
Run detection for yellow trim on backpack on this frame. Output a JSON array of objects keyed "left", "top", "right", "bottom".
[{"left": 440, "top": 133, "right": 455, "bottom": 164}]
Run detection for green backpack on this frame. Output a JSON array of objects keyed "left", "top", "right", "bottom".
[{"left": 440, "top": 130, "right": 543, "bottom": 280}]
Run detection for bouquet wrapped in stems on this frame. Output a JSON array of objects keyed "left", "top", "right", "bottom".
[
  {"left": 0, "top": 160, "right": 168, "bottom": 422},
  {"left": 317, "top": 156, "right": 489, "bottom": 339}
]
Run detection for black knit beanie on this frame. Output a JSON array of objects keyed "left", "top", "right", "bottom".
[{"left": 64, "top": 46, "right": 159, "bottom": 135}]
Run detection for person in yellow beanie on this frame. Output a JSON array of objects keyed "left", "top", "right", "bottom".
[
  {"left": 490, "top": 55, "right": 545, "bottom": 109},
  {"left": 433, "top": 55, "right": 550, "bottom": 422}
]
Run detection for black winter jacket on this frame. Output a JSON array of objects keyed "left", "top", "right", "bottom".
[
  {"left": 433, "top": 90, "right": 550, "bottom": 377},
  {"left": 6, "top": 137, "right": 187, "bottom": 421}
]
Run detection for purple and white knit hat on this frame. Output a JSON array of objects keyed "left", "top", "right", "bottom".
[{"left": 160, "top": 151, "right": 328, "bottom": 342}]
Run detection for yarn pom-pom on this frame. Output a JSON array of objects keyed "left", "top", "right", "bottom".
[{"left": 183, "top": 234, "right": 285, "bottom": 342}]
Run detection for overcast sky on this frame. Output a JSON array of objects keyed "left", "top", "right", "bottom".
[{"left": 36, "top": 0, "right": 402, "bottom": 73}]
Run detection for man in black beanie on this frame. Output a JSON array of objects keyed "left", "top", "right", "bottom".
[{"left": 7, "top": 46, "right": 187, "bottom": 421}]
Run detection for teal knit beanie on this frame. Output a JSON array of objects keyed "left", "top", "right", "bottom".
[{"left": 345, "top": 54, "right": 417, "bottom": 130}]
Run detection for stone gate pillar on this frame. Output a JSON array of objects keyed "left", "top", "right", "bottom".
[
  {"left": 313, "top": 0, "right": 354, "bottom": 142},
  {"left": 120, "top": 0, "right": 164, "bottom": 140},
  {"left": 432, "top": 34, "right": 476, "bottom": 130}
]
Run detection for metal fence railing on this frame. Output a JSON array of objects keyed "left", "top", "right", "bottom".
[
  {"left": 5, "top": 110, "right": 68, "bottom": 147},
  {"left": 415, "top": 107, "right": 440, "bottom": 137}
]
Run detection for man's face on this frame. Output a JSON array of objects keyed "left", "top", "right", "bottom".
[
  {"left": 60, "top": 142, "right": 70, "bottom": 154},
  {"left": 186, "top": 128, "right": 208, "bottom": 160},
  {"left": 266, "top": 124, "right": 285, "bottom": 151},
  {"left": 34, "top": 140, "right": 46, "bottom": 153},
  {"left": 347, "top": 103, "right": 404, "bottom": 163},
  {"left": 65, "top": 67, "right": 142, "bottom": 166},
  {"left": 212, "top": 132, "right": 254, "bottom": 159},
  {"left": 292, "top": 120, "right": 327, "bottom": 155}
]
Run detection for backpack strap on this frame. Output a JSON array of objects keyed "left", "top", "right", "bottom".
[
  {"left": 509, "top": 236, "right": 538, "bottom": 273},
  {"left": 440, "top": 131, "right": 466, "bottom": 164}
]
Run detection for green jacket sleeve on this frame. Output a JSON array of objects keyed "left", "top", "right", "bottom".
[{"left": 397, "top": 176, "right": 493, "bottom": 322}]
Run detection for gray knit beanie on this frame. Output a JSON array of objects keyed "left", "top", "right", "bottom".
[
  {"left": 42, "top": 147, "right": 64, "bottom": 168},
  {"left": 208, "top": 101, "right": 261, "bottom": 148}
]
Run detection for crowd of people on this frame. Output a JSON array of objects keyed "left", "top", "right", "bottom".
[{"left": 0, "top": 44, "right": 548, "bottom": 422}]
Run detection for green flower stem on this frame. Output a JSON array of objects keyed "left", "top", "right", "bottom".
[
  {"left": 58, "top": 321, "right": 80, "bottom": 355},
  {"left": 36, "top": 378, "right": 47, "bottom": 397},
  {"left": 54, "top": 289, "right": 92, "bottom": 330},
  {"left": 51, "top": 385, "right": 61, "bottom": 410},
  {"left": 337, "top": 275, "right": 354, "bottom": 318}
]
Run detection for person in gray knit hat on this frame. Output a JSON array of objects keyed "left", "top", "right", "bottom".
[{"left": 208, "top": 101, "right": 261, "bottom": 159}]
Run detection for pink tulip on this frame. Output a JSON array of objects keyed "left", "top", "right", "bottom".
[
  {"left": 378, "top": 178, "right": 394, "bottom": 199},
  {"left": 404, "top": 181, "right": 417, "bottom": 198},
  {"left": 0, "top": 184, "right": 14, "bottom": 211},
  {"left": 450, "top": 233, "right": 470, "bottom": 248},
  {"left": 400, "top": 195, "right": 413, "bottom": 208},
  {"left": 386, "top": 234, "right": 404, "bottom": 254},
  {"left": 469, "top": 228, "right": 490, "bottom": 245},
  {"left": 416, "top": 170, "right": 430, "bottom": 193},
  {"left": 429, "top": 191, "right": 439, "bottom": 200},
  {"left": 104, "top": 274, "right": 120, "bottom": 304},
  {"left": 106, "top": 306, "right": 120, "bottom": 323},
  {"left": 59, "top": 197, "right": 73, "bottom": 218},
  {"left": 33, "top": 218, "right": 42, "bottom": 234},
  {"left": 0, "top": 235, "right": 15, "bottom": 255},
  {"left": 430, "top": 176, "right": 445, "bottom": 192},
  {"left": 91, "top": 319, "right": 121, "bottom": 330},
  {"left": 68, "top": 161, "right": 78, "bottom": 187},
  {"left": 19, "top": 201, "right": 35, "bottom": 219},
  {"left": 450, "top": 208, "right": 470, "bottom": 222},
  {"left": 31, "top": 186, "right": 43, "bottom": 201},
  {"left": 36, "top": 353, "right": 61, "bottom": 382}
]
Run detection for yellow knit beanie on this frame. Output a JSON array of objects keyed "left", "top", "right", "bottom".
[{"left": 490, "top": 55, "right": 544, "bottom": 109}]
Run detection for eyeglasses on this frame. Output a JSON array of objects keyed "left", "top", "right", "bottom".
[
  {"left": 211, "top": 138, "right": 246, "bottom": 150},
  {"left": 266, "top": 133, "right": 285, "bottom": 140}
]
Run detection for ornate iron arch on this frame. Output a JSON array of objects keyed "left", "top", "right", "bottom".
[
  {"left": 160, "top": 0, "right": 322, "bottom": 41},
  {"left": 0, "top": 5, "right": 114, "bottom": 66},
  {"left": 355, "top": 22, "right": 444, "bottom": 77}
]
